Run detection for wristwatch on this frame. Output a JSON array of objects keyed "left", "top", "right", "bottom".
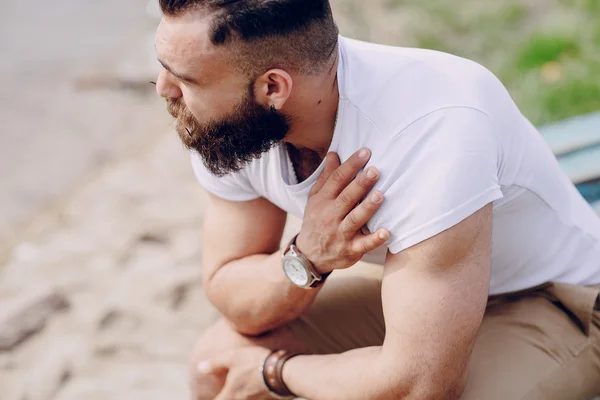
[{"left": 282, "top": 234, "right": 330, "bottom": 289}]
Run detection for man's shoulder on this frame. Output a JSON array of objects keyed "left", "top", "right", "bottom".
[
  {"left": 190, "top": 148, "right": 279, "bottom": 202},
  {"left": 340, "top": 37, "right": 506, "bottom": 137}
]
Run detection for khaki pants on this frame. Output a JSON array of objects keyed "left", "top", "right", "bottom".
[{"left": 288, "top": 263, "right": 600, "bottom": 400}]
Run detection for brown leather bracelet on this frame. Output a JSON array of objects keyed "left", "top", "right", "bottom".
[{"left": 260, "top": 350, "right": 300, "bottom": 399}]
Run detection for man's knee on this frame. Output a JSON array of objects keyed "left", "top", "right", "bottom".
[
  {"left": 188, "top": 319, "right": 249, "bottom": 400},
  {"left": 189, "top": 319, "right": 247, "bottom": 367}
]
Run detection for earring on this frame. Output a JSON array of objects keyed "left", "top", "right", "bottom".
[{"left": 270, "top": 104, "right": 276, "bottom": 113}]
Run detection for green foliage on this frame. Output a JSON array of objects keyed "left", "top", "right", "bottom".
[
  {"left": 334, "top": 0, "right": 600, "bottom": 125},
  {"left": 500, "top": 3, "right": 528, "bottom": 24},
  {"left": 516, "top": 34, "right": 579, "bottom": 72},
  {"left": 585, "top": 0, "right": 600, "bottom": 11},
  {"left": 415, "top": 35, "right": 451, "bottom": 52},
  {"left": 542, "top": 79, "right": 600, "bottom": 121}
]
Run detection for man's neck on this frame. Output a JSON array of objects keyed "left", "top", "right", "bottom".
[{"left": 282, "top": 55, "right": 340, "bottom": 160}]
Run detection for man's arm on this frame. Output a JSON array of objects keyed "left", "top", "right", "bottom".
[
  {"left": 283, "top": 203, "right": 492, "bottom": 400},
  {"left": 202, "top": 193, "right": 319, "bottom": 336},
  {"left": 202, "top": 149, "right": 388, "bottom": 336}
]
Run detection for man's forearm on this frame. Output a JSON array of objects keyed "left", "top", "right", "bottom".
[
  {"left": 282, "top": 346, "right": 460, "bottom": 400},
  {"left": 205, "top": 249, "right": 321, "bottom": 335}
]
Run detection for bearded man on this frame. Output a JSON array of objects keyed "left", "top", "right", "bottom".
[{"left": 153, "top": 1, "right": 600, "bottom": 399}]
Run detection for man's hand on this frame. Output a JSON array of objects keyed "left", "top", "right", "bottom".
[
  {"left": 196, "top": 346, "right": 272, "bottom": 400},
  {"left": 296, "top": 148, "right": 390, "bottom": 274}
]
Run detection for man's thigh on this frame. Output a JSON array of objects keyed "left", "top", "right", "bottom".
[
  {"left": 288, "top": 262, "right": 385, "bottom": 354},
  {"left": 463, "top": 289, "right": 600, "bottom": 400},
  {"left": 289, "top": 266, "right": 600, "bottom": 399}
]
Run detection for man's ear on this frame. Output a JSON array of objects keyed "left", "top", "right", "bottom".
[{"left": 253, "top": 69, "right": 293, "bottom": 111}]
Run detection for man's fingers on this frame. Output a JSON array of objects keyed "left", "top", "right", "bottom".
[
  {"left": 340, "top": 190, "right": 385, "bottom": 238},
  {"left": 213, "top": 389, "right": 230, "bottom": 400},
  {"left": 309, "top": 152, "right": 340, "bottom": 196},
  {"left": 335, "top": 167, "right": 380, "bottom": 215},
  {"left": 320, "top": 148, "right": 371, "bottom": 198},
  {"left": 351, "top": 228, "right": 390, "bottom": 254},
  {"left": 197, "top": 354, "right": 231, "bottom": 376}
]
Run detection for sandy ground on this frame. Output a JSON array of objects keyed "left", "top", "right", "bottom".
[
  {"left": 0, "top": 1, "right": 219, "bottom": 398},
  {"left": 1, "top": 132, "right": 210, "bottom": 399},
  {"left": 0, "top": 0, "right": 167, "bottom": 258},
  {"left": 0, "top": 127, "right": 302, "bottom": 399}
]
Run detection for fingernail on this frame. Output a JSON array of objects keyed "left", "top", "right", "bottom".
[
  {"left": 359, "top": 149, "right": 370, "bottom": 159},
  {"left": 371, "top": 191, "right": 382, "bottom": 203},
  {"left": 379, "top": 230, "right": 390, "bottom": 240},
  {"left": 197, "top": 361, "right": 211, "bottom": 374},
  {"left": 366, "top": 168, "right": 377, "bottom": 180}
]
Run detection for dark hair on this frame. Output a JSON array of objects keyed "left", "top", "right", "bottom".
[{"left": 159, "top": 0, "right": 339, "bottom": 76}]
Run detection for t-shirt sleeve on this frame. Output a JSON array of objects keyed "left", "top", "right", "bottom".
[
  {"left": 190, "top": 152, "right": 260, "bottom": 202},
  {"left": 366, "top": 107, "right": 503, "bottom": 254}
]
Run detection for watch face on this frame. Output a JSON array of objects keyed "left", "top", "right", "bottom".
[{"left": 283, "top": 256, "right": 310, "bottom": 287}]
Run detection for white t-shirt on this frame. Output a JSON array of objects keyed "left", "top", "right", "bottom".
[{"left": 192, "top": 36, "right": 600, "bottom": 295}]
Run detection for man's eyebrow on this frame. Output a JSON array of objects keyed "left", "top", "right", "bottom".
[{"left": 157, "top": 59, "right": 199, "bottom": 84}]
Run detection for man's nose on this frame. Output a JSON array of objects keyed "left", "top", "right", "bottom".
[{"left": 156, "top": 69, "right": 182, "bottom": 99}]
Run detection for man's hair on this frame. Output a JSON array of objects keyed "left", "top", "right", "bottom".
[{"left": 159, "top": 0, "right": 339, "bottom": 77}]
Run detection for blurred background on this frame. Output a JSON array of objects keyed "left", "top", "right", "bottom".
[{"left": 0, "top": 0, "right": 599, "bottom": 399}]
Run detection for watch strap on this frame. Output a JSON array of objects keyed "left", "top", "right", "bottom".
[
  {"left": 283, "top": 234, "right": 300, "bottom": 256},
  {"left": 310, "top": 271, "right": 331, "bottom": 288}
]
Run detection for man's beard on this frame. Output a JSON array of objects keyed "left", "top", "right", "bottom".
[{"left": 167, "top": 84, "right": 290, "bottom": 176}]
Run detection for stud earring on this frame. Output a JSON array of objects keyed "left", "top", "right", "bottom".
[{"left": 270, "top": 104, "right": 276, "bottom": 113}]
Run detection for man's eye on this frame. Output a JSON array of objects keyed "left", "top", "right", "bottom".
[{"left": 182, "top": 79, "right": 197, "bottom": 86}]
